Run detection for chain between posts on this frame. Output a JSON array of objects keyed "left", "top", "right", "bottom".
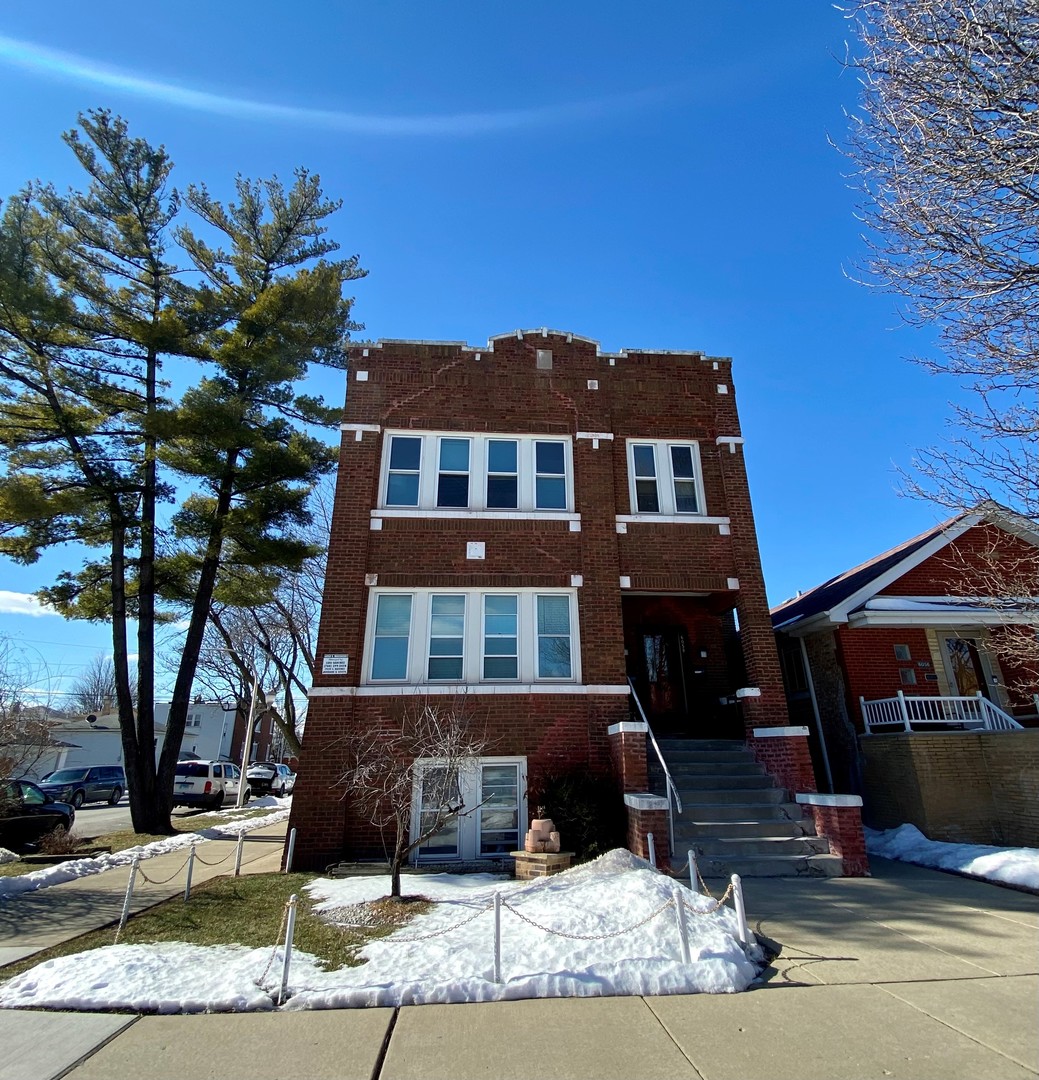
[
  {"left": 135, "top": 853, "right": 193, "bottom": 887},
  {"left": 499, "top": 894, "right": 675, "bottom": 940},
  {"left": 373, "top": 901, "right": 495, "bottom": 943},
  {"left": 681, "top": 881, "right": 734, "bottom": 915},
  {"left": 192, "top": 844, "right": 237, "bottom": 867},
  {"left": 255, "top": 900, "right": 292, "bottom": 988}
]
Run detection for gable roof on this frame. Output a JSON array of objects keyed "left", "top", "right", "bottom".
[{"left": 773, "top": 503, "right": 1039, "bottom": 634}]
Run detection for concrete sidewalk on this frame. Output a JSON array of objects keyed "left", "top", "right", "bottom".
[
  {"left": 1, "top": 857, "right": 1037, "bottom": 1080},
  {"left": 0, "top": 821, "right": 288, "bottom": 968}
]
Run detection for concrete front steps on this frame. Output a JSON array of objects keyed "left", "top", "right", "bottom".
[{"left": 651, "top": 738, "right": 843, "bottom": 878}]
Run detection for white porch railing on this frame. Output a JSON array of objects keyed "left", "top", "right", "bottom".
[
  {"left": 860, "top": 691, "right": 1024, "bottom": 734},
  {"left": 627, "top": 678, "right": 682, "bottom": 855}
]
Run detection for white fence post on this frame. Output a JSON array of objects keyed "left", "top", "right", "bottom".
[
  {"left": 687, "top": 848, "right": 698, "bottom": 893},
  {"left": 897, "top": 690, "right": 911, "bottom": 731},
  {"left": 234, "top": 832, "right": 246, "bottom": 877},
  {"left": 117, "top": 856, "right": 140, "bottom": 940},
  {"left": 647, "top": 832, "right": 656, "bottom": 869},
  {"left": 284, "top": 827, "right": 297, "bottom": 874},
  {"left": 673, "top": 884, "right": 691, "bottom": 964},
  {"left": 277, "top": 893, "right": 298, "bottom": 1006},
  {"left": 184, "top": 843, "right": 196, "bottom": 901},
  {"left": 493, "top": 892, "right": 502, "bottom": 984},
  {"left": 730, "top": 873, "right": 750, "bottom": 946}
]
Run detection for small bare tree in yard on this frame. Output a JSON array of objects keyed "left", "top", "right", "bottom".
[{"left": 337, "top": 699, "right": 487, "bottom": 898}]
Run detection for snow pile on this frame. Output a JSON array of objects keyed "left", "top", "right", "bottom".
[
  {"left": 289, "top": 848, "right": 760, "bottom": 1009},
  {"left": 0, "top": 847, "right": 19, "bottom": 865},
  {"left": 0, "top": 850, "right": 761, "bottom": 1013},
  {"left": 0, "top": 807, "right": 290, "bottom": 898},
  {"left": 866, "top": 824, "right": 1039, "bottom": 890},
  {"left": 0, "top": 942, "right": 276, "bottom": 1014}
]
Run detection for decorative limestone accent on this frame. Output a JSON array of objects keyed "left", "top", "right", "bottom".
[{"left": 524, "top": 816, "right": 561, "bottom": 853}]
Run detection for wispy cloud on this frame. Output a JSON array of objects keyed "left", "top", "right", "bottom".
[
  {"left": 0, "top": 34, "right": 675, "bottom": 138},
  {"left": 0, "top": 590, "right": 58, "bottom": 617}
]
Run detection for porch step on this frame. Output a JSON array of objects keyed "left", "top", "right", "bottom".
[
  {"left": 647, "top": 737, "right": 846, "bottom": 877},
  {"left": 666, "top": 772, "right": 775, "bottom": 790},
  {"left": 678, "top": 786, "right": 787, "bottom": 806},
  {"left": 685, "top": 853, "right": 845, "bottom": 879},
  {"left": 658, "top": 739, "right": 745, "bottom": 752},
  {"left": 672, "top": 819, "right": 810, "bottom": 840},
  {"left": 689, "top": 835, "right": 831, "bottom": 858},
  {"left": 673, "top": 800, "right": 804, "bottom": 822},
  {"left": 663, "top": 760, "right": 768, "bottom": 778},
  {"left": 654, "top": 748, "right": 753, "bottom": 765}
]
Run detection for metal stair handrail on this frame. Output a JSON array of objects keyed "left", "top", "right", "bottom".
[{"left": 627, "top": 677, "right": 682, "bottom": 855}]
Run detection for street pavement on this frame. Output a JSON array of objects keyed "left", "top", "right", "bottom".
[{"left": 0, "top": 853, "right": 1036, "bottom": 1080}]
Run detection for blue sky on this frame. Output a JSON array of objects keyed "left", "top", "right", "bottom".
[{"left": 0, "top": 3, "right": 959, "bottom": 701}]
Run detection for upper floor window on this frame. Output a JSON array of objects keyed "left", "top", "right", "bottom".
[
  {"left": 625, "top": 439, "right": 705, "bottom": 516},
  {"left": 365, "top": 588, "right": 579, "bottom": 685},
  {"left": 379, "top": 432, "right": 573, "bottom": 513}
]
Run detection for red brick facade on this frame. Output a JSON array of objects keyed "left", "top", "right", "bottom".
[
  {"left": 289, "top": 331, "right": 791, "bottom": 870},
  {"left": 774, "top": 514, "right": 1039, "bottom": 802}
]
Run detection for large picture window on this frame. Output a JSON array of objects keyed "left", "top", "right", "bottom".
[
  {"left": 366, "top": 589, "right": 579, "bottom": 685},
  {"left": 378, "top": 431, "right": 574, "bottom": 514},
  {"left": 625, "top": 439, "right": 705, "bottom": 517}
]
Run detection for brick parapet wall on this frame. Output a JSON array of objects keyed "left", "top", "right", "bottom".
[
  {"left": 625, "top": 806, "right": 670, "bottom": 871},
  {"left": 608, "top": 729, "right": 649, "bottom": 792},
  {"left": 801, "top": 802, "right": 870, "bottom": 876},
  {"left": 747, "top": 731, "right": 817, "bottom": 794},
  {"left": 859, "top": 730, "right": 1039, "bottom": 846}
]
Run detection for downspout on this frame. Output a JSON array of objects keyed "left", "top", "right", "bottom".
[{"left": 799, "top": 636, "right": 834, "bottom": 793}]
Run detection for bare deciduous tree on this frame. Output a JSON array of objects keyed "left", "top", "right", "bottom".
[
  {"left": 0, "top": 639, "right": 56, "bottom": 778},
  {"left": 845, "top": 0, "right": 1039, "bottom": 674},
  {"left": 68, "top": 655, "right": 138, "bottom": 716},
  {"left": 337, "top": 699, "right": 488, "bottom": 898}
]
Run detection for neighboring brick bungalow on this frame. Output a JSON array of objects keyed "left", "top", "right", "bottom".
[
  {"left": 771, "top": 506, "right": 1039, "bottom": 846},
  {"left": 288, "top": 329, "right": 836, "bottom": 872}
]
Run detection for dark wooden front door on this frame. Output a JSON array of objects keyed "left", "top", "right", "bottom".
[{"left": 634, "top": 627, "right": 692, "bottom": 735}]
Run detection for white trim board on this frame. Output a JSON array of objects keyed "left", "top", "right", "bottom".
[{"left": 308, "top": 684, "right": 631, "bottom": 698}]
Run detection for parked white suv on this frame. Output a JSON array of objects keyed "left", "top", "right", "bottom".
[{"left": 172, "top": 760, "right": 241, "bottom": 810}]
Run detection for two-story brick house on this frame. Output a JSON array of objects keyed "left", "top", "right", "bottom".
[{"left": 289, "top": 329, "right": 857, "bottom": 874}]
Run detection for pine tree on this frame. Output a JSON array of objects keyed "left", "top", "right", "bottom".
[{"left": 0, "top": 111, "right": 364, "bottom": 832}]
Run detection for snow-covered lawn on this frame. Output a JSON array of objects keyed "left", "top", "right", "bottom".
[
  {"left": 0, "top": 799, "right": 291, "bottom": 898},
  {"left": 0, "top": 850, "right": 763, "bottom": 1013},
  {"left": 866, "top": 824, "right": 1039, "bottom": 890}
]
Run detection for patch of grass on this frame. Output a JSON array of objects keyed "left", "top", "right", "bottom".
[{"left": 0, "top": 872, "right": 428, "bottom": 980}]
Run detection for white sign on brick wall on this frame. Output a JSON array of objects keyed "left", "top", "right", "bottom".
[{"left": 321, "top": 654, "right": 349, "bottom": 675}]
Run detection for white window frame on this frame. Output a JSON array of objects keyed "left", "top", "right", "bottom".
[
  {"left": 625, "top": 438, "right": 706, "bottom": 517},
  {"left": 411, "top": 756, "right": 527, "bottom": 863},
  {"left": 363, "top": 588, "right": 580, "bottom": 686},
  {"left": 377, "top": 430, "right": 575, "bottom": 515}
]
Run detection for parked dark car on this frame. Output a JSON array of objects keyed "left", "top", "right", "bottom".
[
  {"left": 245, "top": 761, "right": 294, "bottom": 797},
  {"left": 39, "top": 765, "right": 125, "bottom": 809},
  {"left": 0, "top": 779, "right": 75, "bottom": 851}
]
